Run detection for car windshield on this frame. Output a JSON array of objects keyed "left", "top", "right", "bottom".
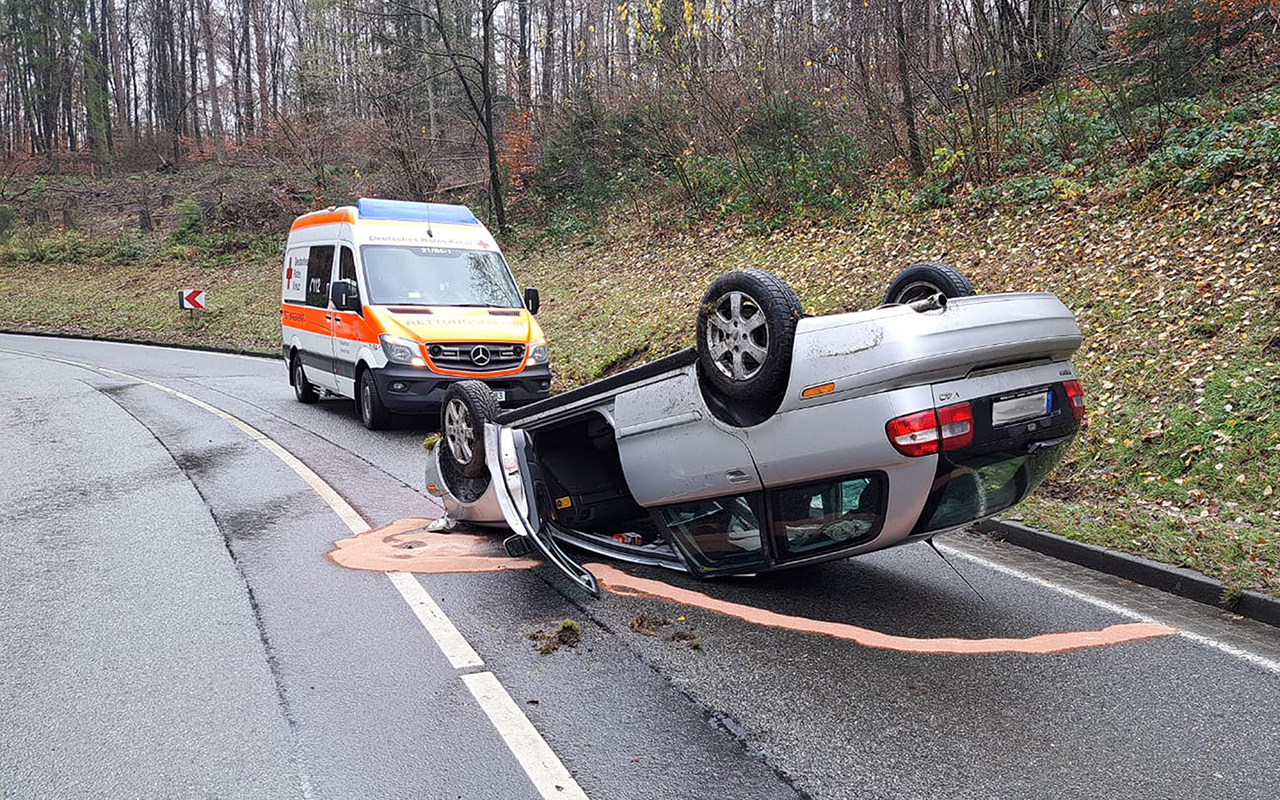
[{"left": 359, "top": 245, "right": 522, "bottom": 308}]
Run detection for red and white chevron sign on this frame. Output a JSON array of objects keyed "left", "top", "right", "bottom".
[{"left": 179, "top": 289, "right": 205, "bottom": 310}]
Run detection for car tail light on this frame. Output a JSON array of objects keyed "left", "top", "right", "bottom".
[
  {"left": 1064, "top": 380, "right": 1086, "bottom": 425},
  {"left": 937, "top": 402, "right": 974, "bottom": 451},
  {"left": 886, "top": 409, "right": 941, "bottom": 457},
  {"left": 887, "top": 401, "right": 974, "bottom": 457}
]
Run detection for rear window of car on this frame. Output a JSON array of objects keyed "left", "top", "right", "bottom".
[{"left": 912, "top": 443, "right": 1069, "bottom": 535}]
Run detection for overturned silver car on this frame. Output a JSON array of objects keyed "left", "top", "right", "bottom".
[{"left": 425, "top": 264, "right": 1085, "bottom": 595}]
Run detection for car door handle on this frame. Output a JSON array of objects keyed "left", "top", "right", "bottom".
[
  {"left": 725, "top": 469, "right": 752, "bottom": 484},
  {"left": 324, "top": 314, "right": 332, "bottom": 321}
]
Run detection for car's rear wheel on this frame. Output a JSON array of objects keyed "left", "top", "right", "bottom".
[
  {"left": 696, "top": 270, "right": 803, "bottom": 403},
  {"left": 358, "top": 368, "right": 392, "bottom": 430},
  {"left": 441, "top": 381, "right": 499, "bottom": 478},
  {"left": 293, "top": 355, "right": 318, "bottom": 404},
  {"left": 884, "top": 262, "right": 975, "bottom": 305}
]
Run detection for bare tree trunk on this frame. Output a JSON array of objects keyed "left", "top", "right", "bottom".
[
  {"left": 481, "top": 1, "right": 506, "bottom": 234},
  {"left": 540, "top": 0, "right": 554, "bottom": 107},
  {"left": 252, "top": 0, "right": 270, "bottom": 132},
  {"left": 105, "top": 0, "right": 128, "bottom": 137},
  {"left": 889, "top": 0, "right": 924, "bottom": 176},
  {"left": 200, "top": 0, "right": 225, "bottom": 161},
  {"left": 188, "top": 0, "right": 203, "bottom": 149},
  {"left": 518, "top": 0, "right": 531, "bottom": 106}
]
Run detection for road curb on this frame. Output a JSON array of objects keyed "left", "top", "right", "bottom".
[
  {"left": 0, "top": 327, "right": 277, "bottom": 360},
  {"left": 974, "top": 519, "right": 1280, "bottom": 629}
]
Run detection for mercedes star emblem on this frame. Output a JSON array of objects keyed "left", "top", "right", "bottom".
[{"left": 470, "top": 345, "right": 492, "bottom": 366}]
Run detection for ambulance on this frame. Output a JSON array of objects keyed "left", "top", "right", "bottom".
[{"left": 281, "top": 198, "right": 551, "bottom": 429}]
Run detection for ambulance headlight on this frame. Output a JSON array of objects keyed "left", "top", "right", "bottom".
[
  {"left": 531, "top": 344, "right": 548, "bottom": 365},
  {"left": 380, "top": 335, "right": 422, "bottom": 366}
]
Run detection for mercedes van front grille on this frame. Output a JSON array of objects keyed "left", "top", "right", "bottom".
[{"left": 427, "top": 342, "right": 525, "bottom": 372}]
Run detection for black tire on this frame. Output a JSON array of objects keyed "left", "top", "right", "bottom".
[
  {"left": 292, "top": 355, "right": 318, "bottom": 404},
  {"left": 696, "top": 269, "right": 803, "bottom": 402},
  {"left": 440, "top": 381, "right": 499, "bottom": 478},
  {"left": 883, "top": 262, "right": 975, "bottom": 305},
  {"left": 357, "top": 368, "right": 392, "bottom": 431}
]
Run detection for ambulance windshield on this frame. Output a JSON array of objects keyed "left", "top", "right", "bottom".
[{"left": 360, "top": 245, "right": 523, "bottom": 308}]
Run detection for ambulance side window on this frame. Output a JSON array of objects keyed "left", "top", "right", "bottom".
[
  {"left": 338, "top": 246, "right": 358, "bottom": 288},
  {"left": 305, "top": 245, "right": 335, "bottom": 308}
]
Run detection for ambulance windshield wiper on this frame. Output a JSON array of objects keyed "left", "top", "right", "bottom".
[{"left": 435, "top": 303, "right": 520, "bottom": 308}]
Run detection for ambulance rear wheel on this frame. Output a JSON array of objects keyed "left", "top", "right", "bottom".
[
  {"left": 358, "top": 368, "right": 392, "bottom": 430},
  {"left": 292, "top": 356, "right": 318, "bottom": 404}
]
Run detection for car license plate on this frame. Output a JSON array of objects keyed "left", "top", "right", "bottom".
[
  {"left": 492, "top": 390, "right": 507, "bottom": 404},
  {"left": 992, "top": 389, "right": 1051, "bottom": 426}
]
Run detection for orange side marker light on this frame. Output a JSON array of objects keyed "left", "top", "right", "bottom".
[{"left": 801, "top": 382, "right": 835, "bottom": 399}]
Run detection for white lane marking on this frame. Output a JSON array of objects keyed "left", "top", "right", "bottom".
[
  {"left": 462, "top": 672, "right": 590, "bottom": 800},
  {"left": 386, "top": 571, "right": 483, "bottom": 669},
  {"left": 939, "top": 543, "right": 1280, "bottom": 676},
  {"left": 4, "top": 347, "right": 589, "bottom": 798}
]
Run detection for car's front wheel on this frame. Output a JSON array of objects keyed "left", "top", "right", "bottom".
[
  {"left": 440, "top": 381, "right": 499, "bottom": 478},
  {"left": 883, "top": 262, "right": 975, "bottom": 305},
  {"left": 696, "top": 269, "right": 803, "bottom": 403}
]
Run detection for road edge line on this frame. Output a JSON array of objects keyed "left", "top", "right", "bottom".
[
  {"left": 0, "top": 327, "right": 277, "bottom": 360},
  {"left": 939, "top": 542, "right": 1280, "bottom": 675},
  {"left": 975, "top": 519, "right": 1280, "bottom": 629}
]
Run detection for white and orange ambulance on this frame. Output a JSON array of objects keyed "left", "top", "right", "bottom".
[{"left": 281, "top": 198, "right": 551, "bottom": 429}]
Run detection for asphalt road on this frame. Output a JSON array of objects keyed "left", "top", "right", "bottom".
[{"left": 2, "top": 333, "right": 1278, "bottom": 800}]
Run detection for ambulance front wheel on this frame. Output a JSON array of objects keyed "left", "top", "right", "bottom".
[{"left": 358, "top": 368, "right": 392, "bottom": 430}]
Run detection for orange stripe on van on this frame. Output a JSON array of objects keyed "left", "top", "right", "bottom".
[
  {"left": 281, "top": 303, "right": 332, "bottom": 336},
  {"left": 290, "top": 208, "right": 356, "bottom": 231}
]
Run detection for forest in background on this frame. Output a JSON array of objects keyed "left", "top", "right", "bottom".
[{"left": 1, "top": 1, "right": 1278, "bottom": 236}]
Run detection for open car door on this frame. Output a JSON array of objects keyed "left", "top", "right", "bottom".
[{"left": 483, "top": 423, "right": 600, "bottom": 596}]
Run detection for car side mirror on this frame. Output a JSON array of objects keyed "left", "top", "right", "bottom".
[
  {"left": 503, "top": 534, "right": 533, "bottom": 558},
  {"left": 330, "top": 280, "right": 361, "bottom": 313},
  {"left": 524, "top": 287, "right": 540, "bottom": 314}
]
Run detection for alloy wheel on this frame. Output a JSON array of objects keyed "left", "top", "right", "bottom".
[
  {"left": 705, "top": 290, "right": 769, "bottom": 382},
  {"left": 443, "top": 398, "right": 474, "bottom": 464}
]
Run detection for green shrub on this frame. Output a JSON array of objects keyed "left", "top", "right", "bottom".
[
  {"left": 1002, "top": 175, "right": 1056, "bottom": 204},
  {"left": 105, "top": 232, "right": 150, "bottom": 265},
  {"left": 529, "top": 89, "right": 864, "bottom": 228},
  {"left": 171, "top": 198, "right": 205, "bottom": 242},
  {"left": 1180, "top": 148, "right": 1249, "bottom": 193},
  {"left": 969, "top": 185, "right": 1001, "bottom": 207},
  {"left": 530, "top": 94, "right": 682, "bottom": 216},
  {"left": 0, "top": 204, "right": 13, "bottom": 238},
  {"left": 913, "top": 181, "right": 953, "bottom": 210}
]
